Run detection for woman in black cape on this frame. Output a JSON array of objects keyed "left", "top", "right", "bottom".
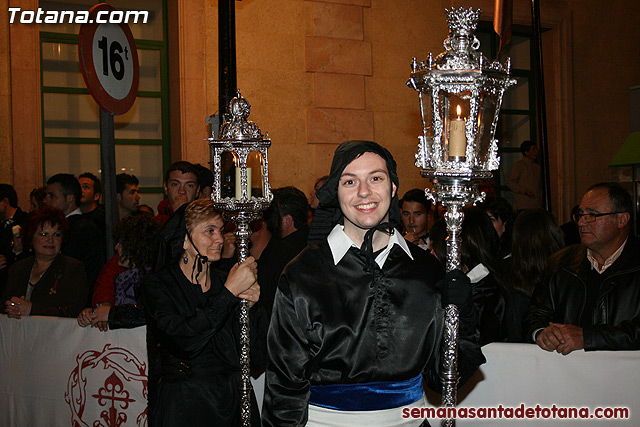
[{"left": 144, "top": 199, "right": 265, "bottom": 426}]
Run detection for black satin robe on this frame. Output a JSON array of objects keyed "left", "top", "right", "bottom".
[
  {"left": 144, "top": 264, "right": 266, "bottom": 427},
  {"left": 262, "top": 241, "right": 484, "bottom": 426}
]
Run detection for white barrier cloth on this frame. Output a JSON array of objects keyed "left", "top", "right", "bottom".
[{"left": 0, "top": 315, "right": 148, "bottom": 427}]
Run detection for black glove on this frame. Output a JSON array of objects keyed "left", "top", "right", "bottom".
[{"left": 439, "top": 269, "right": 476, "bottom": 336}]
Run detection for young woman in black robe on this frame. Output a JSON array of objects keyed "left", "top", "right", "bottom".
[{"left": 144, "top": 199, "right": 266, "bottom": 426}]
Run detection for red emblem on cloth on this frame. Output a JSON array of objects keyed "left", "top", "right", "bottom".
[{"left": 65, "top": 344, "right": 147, "bottom": 426}]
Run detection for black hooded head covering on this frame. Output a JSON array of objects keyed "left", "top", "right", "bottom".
[
  {"left": 153, "top": 203, "right": 188, "bottom": 272},
  {"left": 308, "top": 140, "right": 401, "bottom": 250},
  {"left": 152, "top": 202, "right": 211, "bottom": 284}
]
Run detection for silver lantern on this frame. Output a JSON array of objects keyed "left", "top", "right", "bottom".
[
  {"left": 407, "top": 7, "right": 515, "bottom": 426},
  {"left": 209, "top": 90, "right": 272, "bottom": 427}
]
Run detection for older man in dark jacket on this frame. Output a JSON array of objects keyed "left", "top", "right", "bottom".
[{"left": 525, "top": 182, "right": 640, "bottom": 354}]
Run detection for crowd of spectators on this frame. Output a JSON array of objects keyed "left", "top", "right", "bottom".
[
  {"left": 397, "top": 183, "right": 638, "bottom": 350},
  {"left": 2, "top": 167, "right": 637, "bottom": 350},
  {"left": 0, "top": 160, "right": 312, "bottom": 327}
]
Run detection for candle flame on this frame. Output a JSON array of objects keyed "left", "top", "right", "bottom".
[{"left": 456, "top": 105, "right": 462, "bottom": 118}]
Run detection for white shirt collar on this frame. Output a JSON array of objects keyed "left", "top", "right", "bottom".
[
  {"left": 587, "top": 238, "right": 628, "bottom": 274},
  {"left": 326, "top": 224, "right": 413, "bottom": 268},
  {"left": 66, "top": 207, "right": 82, "bottom": 218}
]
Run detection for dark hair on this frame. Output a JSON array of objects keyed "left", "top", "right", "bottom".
[
  {"left": 195, "top": 164, "right": 214, "bottom": 192},
  {"left": 273, "top": 186, "right": 309, "bottom": 230},
  {"left": 0, "top": 184, "right": 18, "bottom": 207},
  {"left": 520, "top": 140, "right": 535, "bottom": 154},
  {"left": 461, "top": 207, "right": 502, "bottom": 282},
  {"left": 428, "top": 219, "right": 448, "bottom": 266},
  {"left": 314, "top": 175, "right": 329, "bottom": 191},
  {"left": 112, "top": 214, "right": 160, "bottom": 272},
  {"left": 432, "top": 203, "right": 445, "bottom": 222},
  {"left": 400, "top": 188, "right": 431, "bottom": 212},
  {"left": 116, "top": 173, "right": 139, "bottom": 195},
  {"left": 587, "top": 182, "right": 633, "bottom": 215},
  {"left": 164, "top": 161, "right": 200, "bottom": 184},
  {"left": 23, "top": 206, "right": 70, "bottom": 249},
  {"left": 482, "top": 196, "right": 514, "bottom": 224},
  {"left": 47, "top": 173, "right": 82, "bottom": 206},
  {"left": 30, "top": 187, "right": 47, "bottom": 210},
  {"left": 78, "top": 172, "right": 102, "bottom": 195},
  {"left": 262, "top": 198, "right": 282, "bottom": 238},
  {"left": 506, "top": 208, "right": 565, "bottom": 297}
]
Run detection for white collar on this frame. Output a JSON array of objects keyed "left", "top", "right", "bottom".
[
  {"left": 467, "top": 263, "right": 490, "bottom": 284},
  {"left": 587, "top": 238, "right": 628, "bottom": 274},
  {"left": 326, "top": 224, "right": 413, "bottom": 268},
  {"left": 66, "top": 207, "right": 82, "bottom": 218}
]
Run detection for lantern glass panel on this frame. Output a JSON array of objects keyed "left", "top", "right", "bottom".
[
  {"left": 476, "top": 90, "right": 499, "bottom": 164},
  {"left": 419, "top": 89, "right": 434, "bottom": 143},
  {"left": 247, "top": 151, "right": 264, "bottom": 198},
  {"left": 439, "top": 90, "right": 471, "bottom": 160},
  {"left": 220, "top": 150, "right": 237, "bottom": 199},
  {"left": 503, "top": 77, "right": 529, "bottom": 110}
]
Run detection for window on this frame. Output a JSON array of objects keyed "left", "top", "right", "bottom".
[{"left": 39, "top": 0, "right": 169, "bottom": 211}]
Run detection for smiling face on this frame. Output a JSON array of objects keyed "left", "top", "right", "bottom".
[
  {"left": 337, "top": 152, "right": 396, "bottom": 243},
  {"left": 32, "top": 222, "right": 63, "bottom": 260},
  {"left": 184, "top": 216, "right": 225, "bottom": 262}
]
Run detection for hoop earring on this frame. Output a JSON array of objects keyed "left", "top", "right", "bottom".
[{"left": 183, "top": 254, "right": 189, "bottom": 264}]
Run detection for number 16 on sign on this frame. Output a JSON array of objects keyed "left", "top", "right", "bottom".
[{"left": 79, "top": 3, "right": 139, "bottom": 116}]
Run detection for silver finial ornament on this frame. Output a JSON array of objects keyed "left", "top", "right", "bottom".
[{"left": 219, "top": 90, "right": 263, "bottom": 140}]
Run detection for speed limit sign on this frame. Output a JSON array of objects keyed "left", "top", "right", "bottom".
[{"left": 78, "top": 3, "right": 139, "bottom": 115}]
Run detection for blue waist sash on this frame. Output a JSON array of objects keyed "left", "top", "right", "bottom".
[{"left": 309, "top": 374, "right": 423, "bottom": 411}]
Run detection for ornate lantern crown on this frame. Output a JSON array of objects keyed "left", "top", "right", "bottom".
[{"left": 407, "top": 7, "right": 516, "bottom": 180}]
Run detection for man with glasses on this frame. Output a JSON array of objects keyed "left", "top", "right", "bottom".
[{"left": 524, "top": 182, "right": 639, "bottom": 354}]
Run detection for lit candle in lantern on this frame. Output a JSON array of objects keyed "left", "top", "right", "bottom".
[{"left": 449, "top": 105, "right": 467, "bottom": 158}]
